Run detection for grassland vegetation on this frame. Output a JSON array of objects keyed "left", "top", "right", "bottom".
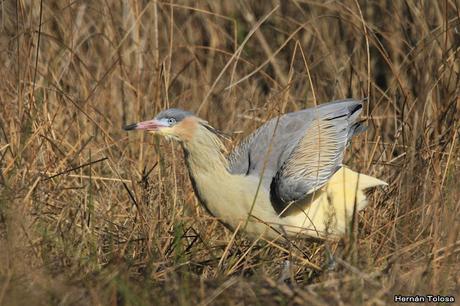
[{"left": 0, "top": 1, "right": 459, "bottom": 305}]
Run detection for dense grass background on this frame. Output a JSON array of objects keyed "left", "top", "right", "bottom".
[{"left": 1, "top": 0, "right": 459, "bottom": 305}]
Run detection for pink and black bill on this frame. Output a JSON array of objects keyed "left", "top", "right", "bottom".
[
  {"left": 123, "top": 123, "right": 138, "bottom": 131},
  {"left": 123, "top": 119, "right": 168, "bottom": 131}
]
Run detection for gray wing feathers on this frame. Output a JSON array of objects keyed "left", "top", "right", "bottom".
[
  {"left": 270, "top": 100, "right": 364, "bottom": 206},
  {"left": 228, "top": 113, "right": 305, "bottom": 178},
  {"left": 227, "top": 134, "right": 252, "bottom": 175},
  {"left": 228, "top": 99, "right": 365, "bottom": 205}
]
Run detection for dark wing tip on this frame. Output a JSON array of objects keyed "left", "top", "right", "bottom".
[
  {"left": 123, "top": 123, "right": 138, "bottom": 131},
  {"left": 348, "top": 102, "right": 363, "bottom": 115},
  {"left": 349, "top": 120, "right": 368, "bottom": 138},
  {"left": 269, "top": 174, "right": 286, "bottom": 215}
]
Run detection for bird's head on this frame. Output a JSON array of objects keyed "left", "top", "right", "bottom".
[{"left": 123, "top": 108, "right": 204, "bottom": 142}]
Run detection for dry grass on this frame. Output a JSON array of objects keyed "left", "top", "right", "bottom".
[{"left": 1, "top": 0, "right": 459, "bottom": 305}]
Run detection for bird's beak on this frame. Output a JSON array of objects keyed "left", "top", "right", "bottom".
[{"left": 123, "top": 119, "right": 167, "bottom": 132}]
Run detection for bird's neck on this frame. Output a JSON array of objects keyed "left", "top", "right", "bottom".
[
  {"left": 182, "top": 125, "right": 229, "bottom": 175},
  {"left": 181, "top": 125, "right": 248, "bottom": 228}
]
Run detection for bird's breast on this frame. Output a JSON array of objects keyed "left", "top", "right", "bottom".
[{"left": 188, "top": 167, "right": 281, "bottom": 233}]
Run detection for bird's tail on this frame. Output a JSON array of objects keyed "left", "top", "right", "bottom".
[{"left": 319, "top": 166, "right": 387, "bottom": 236}]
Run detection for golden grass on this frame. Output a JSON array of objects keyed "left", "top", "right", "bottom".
[{"left": 1, "top": 1, "right": 459, "bottom": 305}]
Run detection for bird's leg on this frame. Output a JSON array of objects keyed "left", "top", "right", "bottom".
[
  {"left": 322, "top": 244, "right": 337, "bottom": 271},
  {"left": 277, "top": 240, "right": 295, "bottom": 284},
  {"left": 277, "top": 259, "right": 292, "bottom": 284}
]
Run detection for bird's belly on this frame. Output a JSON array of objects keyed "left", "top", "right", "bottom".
[
  {"left": 192, "top": 172, "right": 337, "bottom": 239},
  {"left": 191, "top": 168, "right": 376, "bottom": 240},
  {"left": 192, "top": 173, "right": 281, "bottom": 236}
]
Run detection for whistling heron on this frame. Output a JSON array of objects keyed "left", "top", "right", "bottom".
[{"left": 124, "top": 99, "right": 386, "bottom": 240}]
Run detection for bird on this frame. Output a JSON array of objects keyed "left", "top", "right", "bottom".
[{"left": 124, "top": 99, "right": 387, "bottom": 241}]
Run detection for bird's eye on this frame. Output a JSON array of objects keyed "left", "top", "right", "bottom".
[{"left": 167, "top": 118, "right": 176, "bottom": 125}]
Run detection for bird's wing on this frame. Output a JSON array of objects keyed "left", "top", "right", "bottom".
[
  {"left": 270, "top": 102, "right": 365, "bottom": 206},
  {"left": 228, "top": 99, "right": 365, "bottom": 206}
]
